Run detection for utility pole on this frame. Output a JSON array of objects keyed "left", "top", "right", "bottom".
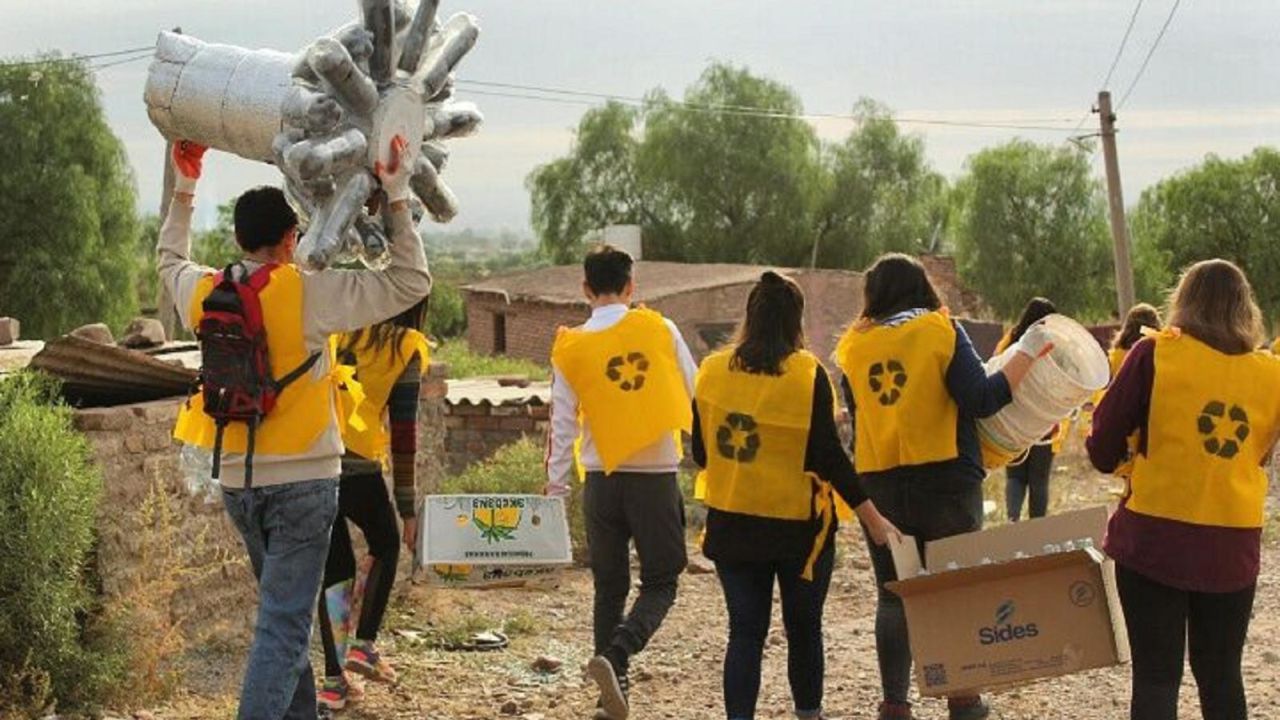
[
  {"left": 155, "top": 28, "right": 181, "bottom": 341},
  {"left": 1097, "top": 90, "right": 1135, "bottom": 316}
]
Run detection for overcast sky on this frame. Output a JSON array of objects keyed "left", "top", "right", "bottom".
[{"left": 2, "top": 0, "right": 1278, "bottom": 233}]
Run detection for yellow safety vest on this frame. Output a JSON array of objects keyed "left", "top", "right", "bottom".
[
  {"left": 174, "top": 264, "right": 346, "bottom": 455},
  {"left": 334, "top": 328, "right": 431, "bottom": 462},
  {"left": 1128, "top": 330, "right": 1280, "bottom": 528},
  {"left": 835, "top": 311, "right": 959, "bottom": 473},
  {"left": 551, "top": 308, "right": 692, "bottom": 473}
]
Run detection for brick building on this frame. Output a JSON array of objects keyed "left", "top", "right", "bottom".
[{"left": 462, "top": 256, "right": 995, "bottom": 367}]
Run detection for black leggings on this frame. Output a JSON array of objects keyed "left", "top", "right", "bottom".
[
  {"left": 1005, "top": 443, "right": 1054, "bottom": 521},
  {"left": 317, "top": 472, "right": 402, "bottom": 678},
  {"left": 715, "top": 545, "right": 833, "bottom": 720},
  {"left": 1116, "top": 564, "right": 1256, "bottom": 720}
]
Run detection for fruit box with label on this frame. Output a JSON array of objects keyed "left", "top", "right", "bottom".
[{"left": 885, "top": 506, "right": 1129, "bottom": 697}]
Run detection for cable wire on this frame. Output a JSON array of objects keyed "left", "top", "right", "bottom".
[
  {"left": 460, "top": 84, "right": 1081, "bottom": 132},
  {"left": 89, "top": 52, "right": 154, "bottom": 72},
  {"left": 0, "top": 45, "right": 155, "bottom": 70},
  {"left": 1101, "top": 0, "right": 1147, "bottom": 90},
  {"left": 1117, "top": 0, "right": 1185, "bottom": 109}
]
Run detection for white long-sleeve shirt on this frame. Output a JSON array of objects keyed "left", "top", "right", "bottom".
[
  {"left": 158, "top": 196, "right": 432, "bottom": 487},
  {"left": 545, "top": 304, "right": 698, "bottom": 494}
]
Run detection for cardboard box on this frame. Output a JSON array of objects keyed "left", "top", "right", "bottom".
[{"left": 886, "top": 506, "right": 1128, "bottom": 697}]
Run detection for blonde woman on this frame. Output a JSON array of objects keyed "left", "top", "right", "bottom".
[{"left": 1089, "top": 260, "right": 1277, "bottom": 720}]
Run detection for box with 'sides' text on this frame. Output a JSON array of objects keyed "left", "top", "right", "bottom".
[{"left": 886, "top": 507, "right": 1129, "bottom": 696}]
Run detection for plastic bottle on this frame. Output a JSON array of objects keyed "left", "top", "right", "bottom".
[{"left": 179, "top": 445, "right": 220, "bottom": 504}]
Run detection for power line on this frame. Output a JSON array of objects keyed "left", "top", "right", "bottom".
[
  {"left": 1101, "top": 0, "right": 1147, "bottom": 90},
  {"left": 89, "top": 52, "right": 154, "bottom": 72},
  {"left": 0, "top": 45, "right": 155, "bottom": 70},
  {"left": 461, "top": 84, "right": 1081, "bottom": 133},
  {"left": 1070, "top": 0, "right": 1148, "bottom": 139},
  {"left": 1117, "top": 0, "right": 1185, "bottom": 109}
]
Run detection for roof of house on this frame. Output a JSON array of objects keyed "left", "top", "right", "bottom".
[
  {"left": 446, "top": 377, "right": 551, "bottom": 407},
  {"left": 462, "top": 257, "right": 990, "bottom": 320},
  {"left": 462, "top": 261, "right": 785, "bottom": 306}
]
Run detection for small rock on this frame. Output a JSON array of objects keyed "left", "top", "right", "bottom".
[
  {"left": 133, "top": 712, "right": 156, "bottom": 720},
  {"left": 500, "top": 700, "right": 520, "bottom": 715},
  {"left": 633, "top": 669, "right": 654, "bottom": 682},
  {"left": 1263, "top": 650, "right": 1280, "bottom": 664},
  {"left": 531, "top": 655, "right": 563, "bottom": 674},
  {"left": 686, "top": 555, "right": 715, "bottom": 575},
  {"left": 69, "top": 322, "right": 114, "bottom": 345},
  {"left": 0, "top": 317, "right": 19, "bottom": 346},
  {"left": 120, "top": 317, "right": 166, "bottom": 349},
  {"left": 524, "top": 714, "right": 545, "bottom": 720}
]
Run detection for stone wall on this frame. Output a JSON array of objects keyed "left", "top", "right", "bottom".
[
  {"left": 72, "top": 361, "right": 450, "bottom": 640},
  {"left": 443, "top": 399, "right": 549, "bottom": 474},
  {"left": 74, "top": 398, "right": 256, "bottom": 641}
]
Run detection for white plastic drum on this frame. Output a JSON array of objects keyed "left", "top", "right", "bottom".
[{"left": 978, "top": 314, "right": 1110, "bottom": 467}]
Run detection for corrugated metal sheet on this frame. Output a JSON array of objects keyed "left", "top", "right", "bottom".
[
  {"left": 30, "top": 335, "right": 197, "bottom": 407},
  {"left": 446, "top": 378, "right": 550, "bottom": 407}
]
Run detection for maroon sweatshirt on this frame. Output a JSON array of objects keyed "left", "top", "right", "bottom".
[{"left": 1086, "top": 338, "right": 1261, "bottom": 593}]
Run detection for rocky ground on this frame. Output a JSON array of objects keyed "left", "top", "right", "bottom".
[{"left": 149, "top": 448, "right": 1280, "bottom": 719}]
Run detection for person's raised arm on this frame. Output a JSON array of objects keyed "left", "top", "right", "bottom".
[
  {"left": 157, "top": 141, "right": 215, "bottom": 330},
  {"left": 304, "top": 136, "right": 432, "bottom": 337}
]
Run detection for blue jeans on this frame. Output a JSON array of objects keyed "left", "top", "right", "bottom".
[
  {"left": 223, "top": 478, "right": 339, "bottom": 720},
  {"left": 715, "top": 544, "right": 833, "bottom": 720}
]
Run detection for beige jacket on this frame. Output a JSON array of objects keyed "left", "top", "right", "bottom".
[{"left": 157, "top": 197, "right": 431, "bottom": 488}]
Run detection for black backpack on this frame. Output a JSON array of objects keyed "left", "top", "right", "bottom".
[{"left": 194, "top": 263, "right": 318, "bottom": 486}]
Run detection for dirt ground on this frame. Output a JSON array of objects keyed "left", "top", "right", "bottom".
[{"left": 150, "top": 448, "right": 1280, "bottom": 720}]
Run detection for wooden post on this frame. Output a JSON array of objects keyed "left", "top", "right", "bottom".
[
  {"left": 1097, "top": 90, "right": 1136, "bottom": 315},
  {"left": 155, "top": 28, "right": 181, "bottom": 341}
]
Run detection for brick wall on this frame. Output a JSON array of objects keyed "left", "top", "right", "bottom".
[
  {"left": 443, "top": 400, "right": 550, "bottom": 474},
  {"left": 70, "top": 361, "right": 450, "bottom": 640},
  {"left": 464, "top": 294, "right": 588, "bottom": 365}
]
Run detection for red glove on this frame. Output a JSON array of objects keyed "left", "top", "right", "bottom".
[{"left": 172, "top": 140, "right": 207, "bottom": 193}]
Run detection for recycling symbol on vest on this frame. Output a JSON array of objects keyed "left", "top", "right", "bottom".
[
  {"left": 605, "top": 351, "right": 649, "bottom": 392},
  {"left": 868, "top": 359, "right": 908, "bottom": 406},
  {"left": 716, "top": 412, "right": 761, "bottom": 463},
  {"left": 1197, "top": 401, "right": 1249, "bottom": 459}
]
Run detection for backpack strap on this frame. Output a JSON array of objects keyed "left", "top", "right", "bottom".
[{"left": 274, "top": 351, "right": 322, "bottom": 393}]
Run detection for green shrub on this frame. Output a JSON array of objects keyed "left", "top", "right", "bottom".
[
  {"left": 440, "top": 437, "right": 586, "bottom": 560},
  {"left": 441, "top": 436, "right": 545, "bottom": 496},
  {"left": 0, "top": 372, "right": 125, "bottom": 716},
  {"left": 435, "top": 338, "right": 550, "bottom": 380},
  {"left": 427, "top": 280, "right": 468, "bottom": 339}
]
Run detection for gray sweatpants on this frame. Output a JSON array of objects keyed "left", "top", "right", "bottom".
[{"left": 583, "top": 470, "right": 688, "bottom": 668}]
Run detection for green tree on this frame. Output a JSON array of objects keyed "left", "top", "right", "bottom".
[
  {"left": 638, "top": 63, "right": 823, "bottom": 265},
  {"left": 526, "top": 102, "right": 653, "bottom": 263},
  {"left": 192, "top": 201, "right": 240, "bottom": 268},
  {"left": 1130, "top": 147, "right": 1280, "bottom": 321},
  {"left": 813, "top": 99, "right": 948, "bottom": 269},
  {"left": 0, "top": 57, "right": 140, "bottom": 338},
  {"left": 950, "top": 140, "right": 1115, "bottom": 320}
]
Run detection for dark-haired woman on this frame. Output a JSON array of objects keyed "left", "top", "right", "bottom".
[
  {"left": 692, "top": 271, "right": 898, "bottom": 720},
  {"left": 998, "top": 297, "right": 1059, "bottom": 521},
  {"left": 1089, "top": 260, "right": 1277, "bottom": 720},
  {"left": 317, "top": 300, "right": 429, "bottom": 711},
  {"left": 1109, "top": 303, "right": 1162, "bottom": 375},
  {"left": 835, "top": 254, "right": 1050, "bottom": 720}
]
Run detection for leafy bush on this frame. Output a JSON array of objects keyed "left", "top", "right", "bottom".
[
  {"left": 435, "top": 338, "right": 550, "bottom": 381},
  {"left": 441, "top": 436, "right": 546, "bottom": 495},
  {"left": 427, "top": 280, "right": 468, "bottom": 339},
  {"left": 0, "top": 373, "right": 125, "bottom": 716},
  {"left": 440, "top": 437, "right": 585, "bottom": 560}
]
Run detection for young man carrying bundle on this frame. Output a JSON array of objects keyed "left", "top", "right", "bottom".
[
  {"left": 159, "top": 138, "right": 430, "bottom": 720},
  {"left": 545, "top": 246, "right": 696, "bottom": 720}
]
